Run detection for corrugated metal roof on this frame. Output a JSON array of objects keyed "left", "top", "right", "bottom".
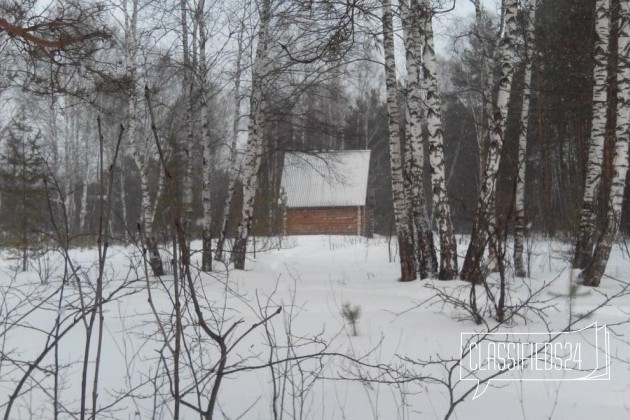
[{"left": 280, "top": 150, "right": 371, "bottom": 208}]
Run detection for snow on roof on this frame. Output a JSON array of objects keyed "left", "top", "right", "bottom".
[{"left": 280, "top": 150, "right": 371, "bottom": 208}]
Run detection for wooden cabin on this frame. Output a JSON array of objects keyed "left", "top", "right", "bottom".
[{"left": 280, "top": 150, "right": 373, "bottom": 236}]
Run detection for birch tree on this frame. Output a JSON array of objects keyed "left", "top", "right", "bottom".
[
  {"left": 232, "top": 0, "right": 271, "bottom": 270},
  {"left": 476, "top": 2, "right": 503, "bottom": 271},
  {"left": 180, "top": 0, "right": 196, "bottom": 235},
  {"left": 401, "top": 0, "right": 436, "bottom": 278},
  {"left": 478, "top": 3, "right": 499, "bottom": 185},
  {"left": 124, "top": 0, "right": 163, "bottom": 275},
  {"left": 63, "top": 97, "right": 78, "bottom": 231},
  {"left": 418, "top": 0, "right": 458, "bottom": 280},
  {"left": 78, "top": 110, "right": 95, "bottom": 233},
  {"left": 573, "top": 0, "right": 611, "bottom": 270},
  {"left": 449, "top": 3, "right": 500, "bottom": 202},
  {"left": 382, "top": 0, "right": 416, "bottom": 282},
  {"left": 461, "top": 0, "right": 518, "bottom": 283},
  {"left": 215, "top": 8, "right": 247, "bottom": 263},
  {"left": 513, "top": 0, "right": 537, "bottom": 278},
  {"left": 583, "top": 0, "right": 630, "bottom": 287},
  {"left": 197, "top": 0, "right": 214, "bottom": 271}
]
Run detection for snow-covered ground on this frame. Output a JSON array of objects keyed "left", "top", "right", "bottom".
[{"left": 1, "top": 235, "right": 629, "bottom": 419}]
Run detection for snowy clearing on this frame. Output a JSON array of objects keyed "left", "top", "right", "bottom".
[{"left": 0, "top": 235, "right": 629, "bottom": 419}]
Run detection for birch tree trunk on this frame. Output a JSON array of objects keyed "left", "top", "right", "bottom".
[
  {"left": 583, "top": 0, "right": 630, "bottom": 287},
  {"left": 461, "top": 0, "right": 518, "bottom": 283},
  {"left": 479, "top": 5, "right": 500, "bottom": 271},
  {"left": 215, "top": 11, "right": 245, "bottom": 262},
  {"left": 464, "top": 1, "right": 506, "bottom": 272},
  {"left": 63, "top": 101, "right": 76, "bottom": 232},
  {"left": 197, "top": 0, "right": 214, "bottom": 272},
  {"left": 418, "top": 0, "right": 458, "bottom": 280},
  {"left": 573, "top": 0, "right": 611, "bottom": 270},
  {"left": 481, "top": 38, "right": 497, "bottom": 189},
  {"left": 382, "top": 0, "right": 416, "bottom": 282},
  {"left": 514, "top": 0, "right": 537, "bottom": 278},
  {"left": 79, "top": 135, "right": 91, "bottom": 232},
  {"left": 125, "top": 0, "right": 163, "bottom": 275},
  {"left": 149, "top": 162, "right": 166, "bottom": 229},
  {"left": 180, "top": 0, "right": 195, "bottom": 236},
  {"left": 232, "top": 0, "right": 271, "bottom": 270},
  {"left": 119, "top": 156, "right": 129, "bottom": 240},
  {"left": 79, "top": 107, "right": 96, "bottom": 233},
  {"left": 401, "top": 0, "right": 435, "bottom": 278}
]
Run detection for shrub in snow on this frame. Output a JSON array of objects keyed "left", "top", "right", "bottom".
[{"left": 341, "top": 302, "right": 361, "bottom": 336}]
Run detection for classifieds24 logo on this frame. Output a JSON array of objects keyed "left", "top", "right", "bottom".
[{"left": 459, "top": 322, "right": 610, "bottom": 399}]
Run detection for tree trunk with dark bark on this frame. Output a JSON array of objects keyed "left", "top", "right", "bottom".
[
  {"left": 583, "top": 0, "right": 630, "bottom": 287},
  {"left": 461, "top": 0, "right": 518, "bottom": 283}
]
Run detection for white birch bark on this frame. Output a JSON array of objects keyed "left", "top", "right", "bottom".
[
  {"left": 583, "top": 0, "right": 630, "bottom": 287},
  {"left": 472, "top": 0, "right": 482, "bottom": 21},
  {"left": 382, "top": 0, "right": 416, "bottom": 282},
  {"left": 62, "top": 99, "right": 75, "bottom": 231},
  {"left": 47, "top": 92, "right": 61, "bottom": 227},
  {"left": 198, "top": 0, "right": 213, "bottom": 272},
  {"left": 514, "top": 0, "right": 537, "bottom": 278},
  {"left": 149, "top": 161, "right": 166, "bottom": 228},
  {"left": 215, "top": 11, "right": 246, "bottom": 262},
  {"left": 465, "top": 2, "right": 503, "bottom": 271},
  {"left": 481, "top": 43, "right": 496, "bottom": 185},
  {"left": 119, "top": 156, "right": 129, "bottom": 240},
  {"left": 418, "top": 0, "right": 458, "bottom": 280},
  {"left": 232, "top": 0, "right": 271, "bottom": 270},
  {"left": 79, "top": 106, "right": 96, "bottom": 233},
  {"left": 180, "top": 0, "right": 195, "bottom": 234},
  {"left": 79, "top": 131, "right": 91, "bottom": 232},
  {"left": 479, "top": 6, "right": 500, "bottom": 271},
  {"left": 401, "top": 0, "right": 435, "bottom": 278},
  {"left": 461, "top": 0, "right": 518, "bottom": 283},
  {"left": 573, "top": 0, "right": 611, "bottom": 270},
  {"left": 124, "top": 0, "right": 163, "bottom": 275}
]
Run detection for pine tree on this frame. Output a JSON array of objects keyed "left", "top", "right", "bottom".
[{"left": 0, "top": 112, "right": 47, "bottom": 271}]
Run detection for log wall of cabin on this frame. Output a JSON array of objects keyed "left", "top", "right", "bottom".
[{"left": 285, "top": 206, "right": 372, "bottom": 236}]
